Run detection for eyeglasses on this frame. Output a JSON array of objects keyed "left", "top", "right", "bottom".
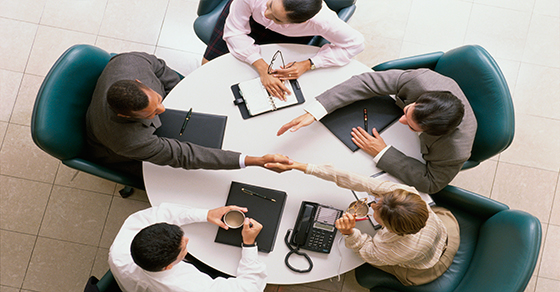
[
  {"left": 346, "top": 198, "right": 371, "bottom": 217},
  {"left": 267, "top": 50, "right": 294, "bottom": 74}
]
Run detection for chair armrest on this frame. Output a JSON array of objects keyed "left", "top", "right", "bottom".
[
  {"left": 193, "top": 0, "right": 229, "bottom": 45},
  {"left": 96, "top": 270, "right": 122, "bottom": 292},
  {"left": 197, "top": 0, "right": 225, "bottom": 16},
  {"left": 432, "top": 186, "right": 508, "bottom": 220},
  {"left": 62, "top": 158, "right": 145, "bottom": 190},
  {"left": 337, "top": 5, "right": 356, "bottom": 22},
  {"left": 372, "top": 52, "right": 444, "bottom": 71},
  {"left": 454, "top": 210, "right": 541, "bottom": 292}
]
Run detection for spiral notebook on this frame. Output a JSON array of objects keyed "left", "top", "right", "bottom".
[{"left": 231, "top": 77, "right": 305, "bottom": 119}]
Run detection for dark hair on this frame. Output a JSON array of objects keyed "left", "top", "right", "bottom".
[
  {"left": 372, "top": 189, "right": 429, "bottom": 236},
  {"left": 130, "top": 223, "right": 184, "bottom": 272},
  {"left": 106, "top": 80, "right": 150, "bottom": 116},
  {"left": 412, "top": 91, "right": 465, "bottom": 136},
  {"left": 283, "top": 0, "right": 322, "bottom": 23}
]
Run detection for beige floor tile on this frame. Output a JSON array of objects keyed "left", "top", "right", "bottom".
[
  {"left": 0, "top": 0, "right": 46, "bottom": 23},
  {"left": 404, "top": 0, "right": 472, "bottom": 50},
  {"left": 465, "top": 4, "right": 531, "bottom": 61},
  {"left": 39, "top": 186, "right": 112, "bottom": 245},
  {"left": 525, "top": 275, "right": 537, "bottom": 292},
  {"left": 23, "top": 237, "right": 97, "bottom": 292},
  {"left": 342, "top": 270, "right": 369, "bottom": 292},
  {"left": 549, "top": 175, "right": 560, "bottom": 225},
  {"left": 0, "top": 285, "right": 21, "bottom": 292},
  {"left": 349, "top": 0, "right": 411, "bottom": 41},
  {"left": 0, "top": 230, "right": 36, "bottom": 288},
  {"left": 0, "top": 121, "right": 7, "bottom": 145},
  {"left": 514, "top": 63, "right": 560, "bottom": 120},
  {"left": 540, "top": 224, "right": 560, "bottom": 280},
  {"left": 535, "top": 277, "right": 560, "bottom": 291},
  {"left": 40, "top": 0, "right": 107, "bottom": 35},
  {"left": 277, "top": 284, "right": 327, "bottom": 292},
  {"left": 0, "top": 123, "right": 60, "bottom": 183},
  {"left": 499, "top": 113, "right": 560, "bottom": 172},
  {"left": 9, "top": 74, "right": 43, "bottom": 127},
  {"left": 522, "top": 15, "right": 560, "bottom": 68},
  {"left": 99, "top": 196, "right": 151, "bottom": 248},
  {"left": 473, "top": 0, "right": 535, "bottom": 12},
  {"left": 534, "top": 0, "right": 560, "bottom": 18},
  {"left": 1, "top": 175, "right": 52, "bottom": 235},
  {"left": 533, "top": 222, "right": 548, "bottom": 280},
  {"left": 355, "top": 34, "right": 402, "bottom": 69},
  {"left": 26, "top": 25, "right": 96, "bottom": 77},
  {"left": 0, "top": 69, "right": 22, "bottom": 123},
  {"left": 91, "top": 247, "right": 110, "bottom": 280},
  {"left": 95, "top": 36, "right": 156, "bottom": 55},
  {"left": 0, "top": 18, "right": 37, "bottom": 73},
  {"left": 98, "top": 0, "right": 168, "bottom": 45},
  {"left": 158, "top": 0, "right": 207, "bottom": 54},
  {"left": 450, "top": 159, "right": 498, "bottom": 197},
  {"left": 491, "top": 162, "right": 557, "bottom": 224},
  {"left": 54, "top": 164, "right": 117, "bottom": 195}
]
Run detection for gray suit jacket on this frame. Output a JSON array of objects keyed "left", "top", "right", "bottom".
[
  {"left": 85, "top": 52, "right": 240, "bottom": 178},
  {"left": 316, "top": 69, "right": 477, "bottom": 194}
]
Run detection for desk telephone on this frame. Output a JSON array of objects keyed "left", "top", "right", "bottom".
[{"left": 290, "top": 201, "right": 343, "bottom": 253}]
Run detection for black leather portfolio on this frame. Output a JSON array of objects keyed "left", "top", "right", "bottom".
[
  {"left": 320, "top": 96, "right": 403, "bottom": 151},
  {"left": 154, "top": 109, "right": 227, "bottom": 149},
  {"left": 215, "top": 181, "right": 287, "bottom": 253}
]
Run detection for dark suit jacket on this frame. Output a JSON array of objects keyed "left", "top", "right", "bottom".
[
  {"left": 85, "top": 52, "right": 240, "bottom": 178},
  {"left": 316, "top": 69, "right": 477, "bottom": 194}
]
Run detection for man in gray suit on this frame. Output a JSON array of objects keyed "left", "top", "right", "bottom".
[
  {"left": 86, "top": 52, "right": 291, "bottom": 180},
  {"left": 277, "top": 69, "right": 477, "bottom": 194}
]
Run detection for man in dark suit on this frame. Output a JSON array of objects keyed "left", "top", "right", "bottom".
[
  {"left": 277, "top": 69, "right": 477, "bottom": 194},
  {"left": 86, "top": 52, "right": 290, "bottom": 180}
]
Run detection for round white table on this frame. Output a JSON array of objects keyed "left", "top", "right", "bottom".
[{"left": 143, "top": 44, "right": 422, "bottom": 284}]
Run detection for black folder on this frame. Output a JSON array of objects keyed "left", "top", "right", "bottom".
[
  {"left": 320, "top": 96, "right": 403, "bottom": 151},
  {"left": 231, "top": 79, "right": 305, "bottom": 119},
  {"left": 215, "top": 181, "right": 287, "bottom": 253},
  {"left": 154, "top": 109, "right": 227, "bottom": 149}
]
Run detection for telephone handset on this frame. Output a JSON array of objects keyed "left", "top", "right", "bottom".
[{"left": 289, "top": 201, "right": 342, "bottom": 253}]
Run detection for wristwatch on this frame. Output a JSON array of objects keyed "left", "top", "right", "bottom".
[
  {"left": 242, "top": 242, "right": 257, "bottom": 247},
  {"left": 308, "top": 58, "right": 316, "bottom": 70}
]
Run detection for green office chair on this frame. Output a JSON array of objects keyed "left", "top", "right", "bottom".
[
  {"left": 354, "top": 185, "right": 542, "bottom": 292},
  {"left": 193, "top": 0, "right": 357, "bottom": 48},
  {"left": 372, "top": 45, "right": 515, "bottom": 170},
  {"left": 84, "top": 270, "right": 122, "bottom": 292},
  {"left": 31, "top": 44, "right": 145, "bottom": 197}
]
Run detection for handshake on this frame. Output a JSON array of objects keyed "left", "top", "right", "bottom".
[{"left": 246, "top": 154, "right": 308, "bottom": 173}]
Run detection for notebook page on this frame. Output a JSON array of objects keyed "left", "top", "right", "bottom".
[{"left": 238, "top": 77, "right": 298, "bottom": 116}]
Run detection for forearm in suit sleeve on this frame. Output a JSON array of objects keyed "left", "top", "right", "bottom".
[{"left": 377, "top": 146, "right": 465, "bottom": 194}]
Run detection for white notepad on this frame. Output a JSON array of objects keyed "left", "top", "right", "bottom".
[{"left": 238, "top": 77, "right": 299, "bottom": 116}]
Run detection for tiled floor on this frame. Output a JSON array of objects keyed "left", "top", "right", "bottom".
[{"left": 0, "top": 0, "right": 559, "bottom": 291}]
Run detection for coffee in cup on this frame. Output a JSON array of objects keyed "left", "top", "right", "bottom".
[{"left": 223, "top": 209, "right": 245, "bottom": 229}]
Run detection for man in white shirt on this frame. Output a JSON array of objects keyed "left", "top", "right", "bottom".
[{"left": 108, "top": 203, "right": 267, "bottom": 292}]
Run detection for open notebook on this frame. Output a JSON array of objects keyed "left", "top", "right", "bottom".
[{"left": 232, "top": 77, "right": 305, "bottom": 119}]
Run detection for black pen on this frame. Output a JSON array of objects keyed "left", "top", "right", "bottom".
[
  {"left": 363, "top": 108, "right": 368, "bottom": 130},
  {"left": 179, "top": 108, "right": 193, "bottom": 136},
  {"left": 242, "top": 188, "right": 276, "bottom": 202}
]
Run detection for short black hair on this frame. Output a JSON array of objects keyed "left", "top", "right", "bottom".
[
  {"left": 283, "top": 0, "right": 322, "bottom": 23},
  {"left": 412, "top": 91, "right": 465, "bottom": 136},
  {"left": 106, "top": 80, "right": 150, "bottom": 116},
  {"left": 130, "top": 223, "right": 184, "bottom": 272}
]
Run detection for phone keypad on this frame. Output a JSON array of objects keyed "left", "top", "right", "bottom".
[{"left": 306, "top": 229, "right": 335, "bottom": 253}]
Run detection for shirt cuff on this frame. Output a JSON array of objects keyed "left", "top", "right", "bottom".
[
  {"left": 304, "top": 100, "right": 328, "bottom": 121},
  {"left": 239, "top": 154, "right": 247, "bottom": 168},
  {"left": 373, "top": 145, "right": 391, "bottom": 164},
  {"left": 241, "top": 244, "right": 259, "bottom": 260}
]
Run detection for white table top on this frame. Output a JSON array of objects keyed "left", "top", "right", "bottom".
[{"left": 143, "top": 44, "right": 423, "bottom": 284}]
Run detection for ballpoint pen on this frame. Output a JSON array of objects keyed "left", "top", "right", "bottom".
[
  {"left": 363, "top": 108, "right": 368, "bottom": 130},
  {"left": 179, "top": 108, "right": 193, "bottom": 136},
  {"left": 241, "top": 188, "right": 276, "bottom": 202}
]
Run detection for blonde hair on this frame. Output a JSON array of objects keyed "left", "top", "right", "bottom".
[{"left": 372, "top": 189, "right": 429, "bottom": 236}]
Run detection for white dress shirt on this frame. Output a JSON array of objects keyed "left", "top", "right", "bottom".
[
  {"left": 108, "top": 203, "right": 267, "bottom": 292},
  {"left": 223, "top": 0, "right": 364, "bottom": 68}
]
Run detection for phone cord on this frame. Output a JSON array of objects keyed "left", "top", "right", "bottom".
[{"left": 284, "top": 229, "right": 313, "bottom": 273}]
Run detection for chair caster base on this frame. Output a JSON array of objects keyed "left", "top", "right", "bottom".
[{"left": 119, "top": 186, "right": 134, "bottom": 198}]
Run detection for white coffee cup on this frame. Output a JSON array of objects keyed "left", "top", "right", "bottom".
[{"left": 223, "top": 209, "right": 245, "bottom": 229}]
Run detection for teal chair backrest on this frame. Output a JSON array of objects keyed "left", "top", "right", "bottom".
[
  {"left": 31, "top": 44, "right": 145, "bottom": 190},
  {"left": 373, "top": 45, "right": 515, "bottom": 170}
]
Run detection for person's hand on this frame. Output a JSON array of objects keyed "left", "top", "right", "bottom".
[
  {"left": 351, "top": 127, "right": 387, "bottom": 157},
  {"left": 335, "top": 213, "right": 356, "bottom": 235},
  {"left": 265, "top": 160, "right": 307, "bottom": 173},
  {"left": 260, "top": 72, "right": 290, "bottom": 101},
  {"left": 245, "top": 154, "right": 294, "bottom": 173},
  {"left": 242, "top": 218, "right": 263, "bottom": 245},
  {"left": 271, "top": 60, "right": 310, "bottom": 80},
  {"left": 207, "top": 205, "right": 248, "bottom": 230},
  {"left": 277, "top": 112, "right": 316, "bottom": 136}
]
